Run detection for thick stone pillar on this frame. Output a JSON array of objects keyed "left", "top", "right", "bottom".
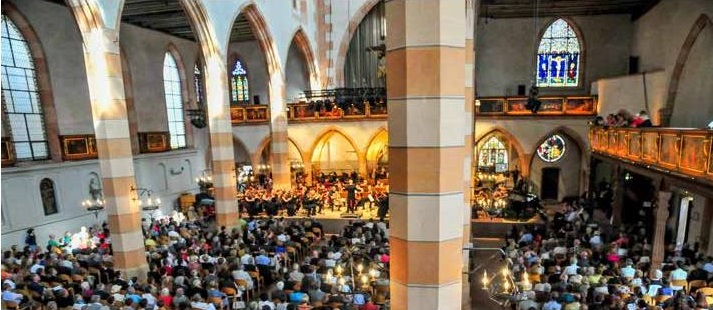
[
  {"left": 386, "top": 1, "right": 466, "bottom": 309},
  {"left": 652, "top": 190, "right": 672, "bottom": 269},
  {"left": 180, "top": 0, "right": 241, "bottom": 228},
  {"left": 66, "top": 0, "right": 147, "bottom": 278},
  {"left": 462, "top": 1, "right": 477, "bottom": 309},
  {"left": 270, "top": 121, "right": 291, "bottom": 189},
  {"left": 203, "top": 54, "right": 238, "bottom": 228}
]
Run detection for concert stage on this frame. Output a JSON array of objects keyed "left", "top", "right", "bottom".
[
  {"left": 471, "top": 216, "right": 545, "bottom": 239},
  {"left": 243, "top": 206, "right": 388, "bottom": 235}
]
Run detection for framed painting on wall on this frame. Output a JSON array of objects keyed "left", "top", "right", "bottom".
[
  {"left": 61, "top": 135, "right": 98, "bottom": 160},
  {"left": 139, "top": 132, "right": 170, "bottom": 153}
]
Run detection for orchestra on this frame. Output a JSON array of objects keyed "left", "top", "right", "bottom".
[{"left": 234, "top": 179, "right": 389, "bottom": 219}]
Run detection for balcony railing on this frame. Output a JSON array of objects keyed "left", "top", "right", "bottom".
[
  {"left": 230, "top": 105, "right": 270, "bottom": 125},
  {"left": 589, "top": 126, "right": 713, "bottom": 184},
  {"left": 477, "top": 96, "right": 598, "bottom": 116},
  {"left": 287, "top": 102, "right": 387, "bottom": 122}
]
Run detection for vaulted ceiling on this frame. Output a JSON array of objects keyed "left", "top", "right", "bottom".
[
  {"left": 480, "top": 0, "right": 660, "bottom": 19},
  {"left": 45, "top": 0, "right": 255, "bottom": 42}
]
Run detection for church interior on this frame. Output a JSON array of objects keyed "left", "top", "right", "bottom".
[{"left": 1, "top": 0, "right": 712, "bottom": 309}]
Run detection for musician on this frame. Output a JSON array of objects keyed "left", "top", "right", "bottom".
[
  {"left": 282, "top": 191, "right": 295, "bottom": 216},
  {"left": 376, "top": 191, "right": 389, "bottom": 221},
  {"left": 345, "top": 180, "right": 362, "bottom": 213}
]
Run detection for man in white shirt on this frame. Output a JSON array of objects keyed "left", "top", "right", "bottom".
[
  {"left": 288, "top": 264, "right": 304, "bottom": 283},
  {"left": 232, "top": 265, "right": 254, "bottom": 290},
  {"left": 240, "top": 253, "right": 255, "bottom": 266},
  {"left": 563, "top": 258, "right": 579, "bottom": 276}
]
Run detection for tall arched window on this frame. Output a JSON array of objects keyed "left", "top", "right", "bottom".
[
  {"left": 536, "top": 18, "right": 581, "bottom": 87},
  {"left": 1, "top": 14, "right": 48, "bottom": 160},
  {"left": 163, "top": 52, "right": 186, "bottom": 148},
  {"left": 230, "top": 59, "right": 249, "bottom": 104},
  {"left": 478, "top": 137, "right": 508, "bottom": 173}
]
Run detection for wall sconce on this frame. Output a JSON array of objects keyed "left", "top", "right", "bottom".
[
  {"left": 130, "top": 185, "right": 161, "bottom": 212},
  {"left": 170, "top": 166, "right": 184, "bottom": 175},
  {"left": 82, "top": 198, "right": 105, "bottom": 219}
]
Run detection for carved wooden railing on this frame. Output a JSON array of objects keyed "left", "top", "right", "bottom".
[
  {"left": 477, "top": 96, "right": 597, "bottom": 116},
  {"left": 287, "top": 102, "right": 387, "bottom": 122},
  {"left": 589, "top": 126, "right": 713, "bottom": 184},
  {"left": 230, "top": 105, "right": 270, "bottom": 125}
]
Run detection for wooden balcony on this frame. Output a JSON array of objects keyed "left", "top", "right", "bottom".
[
  {"left": 230, "top": 105, "right": 270, "bottom": 125},
  {"left": 589, "top": 126, "right": 713, "bottom": 184},
  {"left": 286, "top": 102, "right": 387, "bottom": 123},
  {"left": 477, "top": 96, "right": 597, "bottom": 116}
]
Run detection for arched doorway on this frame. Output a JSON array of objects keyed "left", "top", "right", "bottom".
[
  {"left": 365, "top": 128, "right": 388, "bottom": 183},
  {"left": 254, "top": 137, "right": 305, "bottom": 186}
]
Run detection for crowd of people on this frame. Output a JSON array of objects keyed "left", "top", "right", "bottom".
[
  {"left": 2, "top": 213, "right": 392, "bottom": 310},
  {"left": 592, "top": 110, "right": 653, "bottom": 128},
  {"left": 497, "top": 195, "right": 713, "bottom": 310}
]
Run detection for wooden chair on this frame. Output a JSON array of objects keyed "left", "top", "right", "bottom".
[
  {"left": 688, "top": 280, "right": 707, "bottom": 292},
  {"left": 4, "top": 301, "right": 19, "bottom": 309},
  {"left": 248, "top": 271, "right": 263, "bottom": 292},
  {"left": 654, "top": 295, "right": 672, "bottom": 304},
  {"left": 207, "top": 296, "right": 223, "bottom": 309},
  {"left": 696, "top": 287, "right": 713, "bottom": 296},
  {"left": 671, "top": 279, "right": 688, "bottom": 292},
  {"left": 235, "top": 279, "right": 250, "bottom": 301}
]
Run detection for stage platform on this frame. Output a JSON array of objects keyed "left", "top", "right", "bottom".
[
  {"left": 242, "top": 206, "right": 388, "bottom": 234},
  {"left": 471, "top": 216, "right": 545, "bottom": 239}
]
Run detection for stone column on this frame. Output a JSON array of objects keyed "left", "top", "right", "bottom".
[
  {"left": 203, "top": 53, "right": 238, "bottom": 228},
  {"left": 652, "top": 190, "right": 672, "bottom": 269},
  {"left": 66, "top": 0, "right": 147, "bottom": 278},
  {"left": 386, "top": 1, "right": 466, "bottom": 309},
  {"left": 270, "top": 118, "right": 291, "bottom": 189},
  {"left": 462, "top": 0, "right": 477, "bottom": 309}
]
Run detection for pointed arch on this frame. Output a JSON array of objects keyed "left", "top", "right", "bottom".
[
  {"left": 528, "top": 126, "right": 589, "bottom": 197},
  {"left": 232, "top": 136, "right": 251, "bottom": 166},
  {"left": 535, "top": 17, "right": 585, "bottom": 88},
  {"left": 288, "top": 27, "right": 320, "bottom": 90},
  {"left": 1, "top": 2, "right": 61, "bottom": 162},
  {"left": 663, "top": 14, "right": 713, "bottom": 126},
  {"left": 335, "top": 0, "right": 381, "bottom": 87},
  {"left": 365, "top": 126, "right": 388, "bottom": 162},
  {"left": 474, "top": 127, "right": 527, "bottom": 176},
  {"left": 229, "top": 3, "right": 283, "bottom": 108},
  {"left": 254, "top": 135, "right": 305, "bottom": 166},
  {"left": 527, "top": 126, "right": 587, "bottom": 169}
]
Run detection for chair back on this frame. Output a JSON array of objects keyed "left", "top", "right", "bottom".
[{"left": 697, "top": 287, "right": 713, "bottom": 296}]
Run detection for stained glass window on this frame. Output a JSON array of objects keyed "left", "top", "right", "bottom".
[
  {"left": 194, "top": 64, "right": 203, "bottom": 105},
  {"left": 478, "top": 137, "right": 508, "bottom": 173},
  {"left": 163, "top": 52, "right": 186, "bottom": 149},
  {"left": 536, "top": 19, "right": 581, "bottom": 87},
  {"left": 1, "top": 15, "right": 48, "bottom": 161},
  {"left": 231, "top": 59, "right": 249, "bottom": 104},
  {"left": 537, "top": 134, "right": 566, "bottom": 162}
]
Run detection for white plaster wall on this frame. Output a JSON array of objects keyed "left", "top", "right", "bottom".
[
  {"left": 631, "top": 0, "right": 713, "bottom": 127},
  {"left": 9, "top": 0, "right": 93, "bottom": 135},
  {"left": 1, "top": 150, "right": 205, "bottom": 249},
  {"left": 229, "top": 41, "right": 269, "bottom": 105},
  {"left": 476, "top": 14, "right": 632, "bottom": 97},
  {"left": 632, "top": 0, "right": 713, "bottom": 73},
  {"left": 670, "top": 25, "right": 713, "bottom": 128},
  {"left": 285, "top": 41, "right": 310, "bottom": 102},
  {"left": 597, "top": 71, "right": 667, "bottom": 124},
  {"left": 288, "top": 121, "right": 387, "bottom": 158},
  {"left": 232, "top": 124, "right": 271, "bottom": 157},
  {"left": 120, "top": 24, "right": 198, "bottom": 133}
]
